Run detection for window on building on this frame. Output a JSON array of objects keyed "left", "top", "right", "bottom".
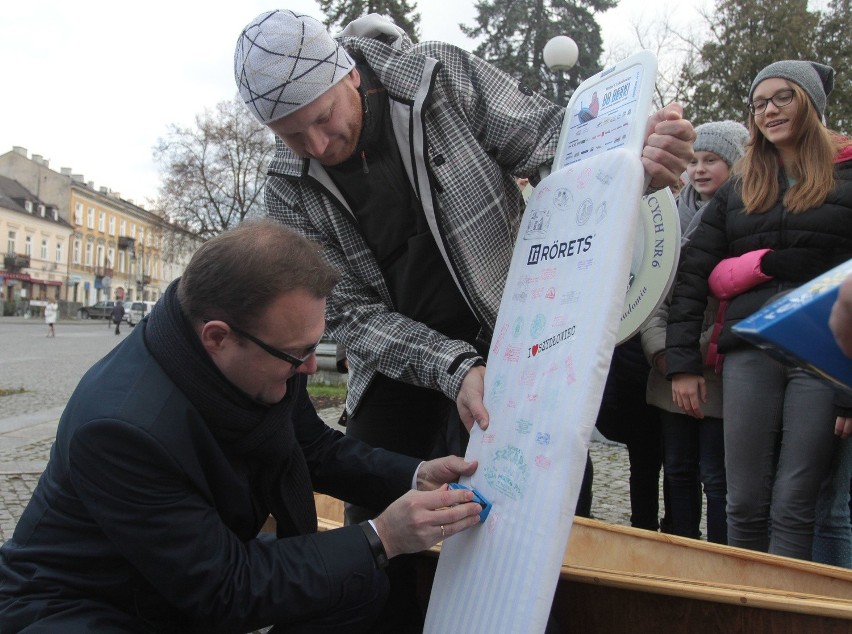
[
  {"left": 72, "top": 239, "right": 81, "bottom": 265},
  {"left": 98, "top": 212, "right": 106, "bottom": 232},
  {"left": 109, "top": 216, "right": 116, "bottom": 235},
  {"left": 24, "top": 236, "right": 32, "bottom": 257},
  {"left": 75, "top": 203, "right": 83, "bottom": 225},
  {"left": 96, "top": 245, "right": 105, "bottom": 268},
  {"left": 85, "top": 242, "right": 93, "bottom": 266},
  {"left": 7, "top": 230, "right": 16, "bottom": 254},
  {"left": 107, "top": 247, "right": 114, "bottom": 269},
  {"left": 39, "top": 204, "right": 45, "bottom": 217},
  {"left": 24, "top": 201, "right": 33, "bottom": 213},
  {"left": 56, "top": 242, "right": 63, "bottom": 263},
  {"left": 131, "top": 224, "right": 136, "bottom": 239},
  {"left": 40, "top": 239, "right": 48, "bottom": 260},
  {"left": 120, "top": 219, "right": 126, "bottom": 236},
  {"left": 119, "top": 251, "right": 126, "bottom": 273},
  {"left": 87, "top": 208, "right": 95, "bottom": 229}
]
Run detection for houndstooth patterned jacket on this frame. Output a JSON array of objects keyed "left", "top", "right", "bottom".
[{"left": 265, "top": 34, "right": 563, "bottom": 414}]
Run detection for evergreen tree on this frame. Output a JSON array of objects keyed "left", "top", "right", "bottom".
[
  {"left": 815, "top": 0, "right": 852, "bottom": 134},
  {"left": 460, "top": 0, "right": 617, "bottom": 105},
  {"left": 682, "top": 0, "right": 818, "bottom": 124},
  {"left": 319, "top": 0, "right": 421, "bottom": 42}
]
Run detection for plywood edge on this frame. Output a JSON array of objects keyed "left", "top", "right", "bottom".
[
  {"left": 564, "top": 564, "right": 852, "bottom": 620},
  {"left": 314, "top": 492, "right": 852, "bottom": 619}
]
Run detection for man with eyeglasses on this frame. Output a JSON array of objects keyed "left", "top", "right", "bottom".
[{"left": 0, "top": 220, "right": 484, "bottom": 633}]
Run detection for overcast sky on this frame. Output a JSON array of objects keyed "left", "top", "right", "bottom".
[{"left": 0, "top": 0, "right": 705, "bottom": 205}]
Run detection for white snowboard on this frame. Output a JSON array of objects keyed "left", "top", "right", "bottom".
[{"left": 425, "top": 149, "right": 645, "bottom": 632}]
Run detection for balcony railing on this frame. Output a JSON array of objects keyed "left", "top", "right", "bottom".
[
  {"left": 118, "top": 236, "right": 136, "bottom": 251},
  {"left": 3, "top": 253, "right": 30, "bottom": 272}
]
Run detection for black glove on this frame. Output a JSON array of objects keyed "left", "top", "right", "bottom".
[{"left": 760, "top": 248, "right": 831, "bottom": 283}]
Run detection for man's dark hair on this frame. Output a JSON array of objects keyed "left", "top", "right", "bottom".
[{"left": 178, "top": 219, "right": 339, "bottom": 330}]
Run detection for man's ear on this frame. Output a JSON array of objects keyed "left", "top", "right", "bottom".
[
  {"left": 349, "top": 67, "right": 361, "bottom": 89},
  {"left": 200, "top": 321, "right": 229, "bottom": 356}
]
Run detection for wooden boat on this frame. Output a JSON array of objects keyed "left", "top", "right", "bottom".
[{"left": 314, "top": 493, "right": 852, "bottom": 632}]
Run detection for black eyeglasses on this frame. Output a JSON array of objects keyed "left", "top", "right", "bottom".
[
  {"left": 748, "top": 89, "right": 795, "bottom": 115},
  {"left": 211, "top": 320, "right": 321, "bottom": 368}
]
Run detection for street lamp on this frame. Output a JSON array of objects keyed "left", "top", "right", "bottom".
[
  {"left": 543, "top": 35, "right": 579, "bottom": 106},
  {"left": 130, "top": 244, "right": 146, "bottom": 301}
]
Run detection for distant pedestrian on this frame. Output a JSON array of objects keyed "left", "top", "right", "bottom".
[
  {"left": 110, "top": 302, "right": 125, "bottom": 336},
  {"left": 44, "top": 300, "right": 58, "bottom": 338}
]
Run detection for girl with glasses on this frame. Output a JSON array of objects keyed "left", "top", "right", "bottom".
[{"left": 665, "top": 60, "right": 852, "bottom": 562}]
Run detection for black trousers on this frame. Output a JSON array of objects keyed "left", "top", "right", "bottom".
[
  {"left": 590, "top": 336, "right": 666, "bottom": 530},
  {"left": 343, "top": 373, "right": 467, "bottom": 633}
]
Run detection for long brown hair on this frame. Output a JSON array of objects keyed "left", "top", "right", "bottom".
[{"left": 738, "top": 84, "right": 850, "bottom": 214}]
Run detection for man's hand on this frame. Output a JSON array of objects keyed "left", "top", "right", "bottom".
[
  {"left": 457, "top": 365, "right": 489, "bottom": 431},
  {"left": 642, "top": 103, "right": 695, "bottom": 191},
  {"left": 373, "top": 487, "right": 483, "bottom": 559},
  {"left": 836, "top": 416, "right": 852, "bottom": 439},
  {"left": 830, "top": 275, "right": 852, "bottom": 357},
  {"left": 416, "top": 456, "right": 478, "bottom": 491},
  {"left": 653, "top": 352, "right": 667, "bottom": 377},
  {"left": 671, "top": 372, "right": 706, "bottom": 419}
]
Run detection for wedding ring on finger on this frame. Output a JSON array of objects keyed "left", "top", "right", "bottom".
[{"left": 440, "top": 525, "right": 445, "bottom": 539}]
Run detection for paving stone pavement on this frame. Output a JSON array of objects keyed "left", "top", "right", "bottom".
[{"left": 1, "top": 316, "right": 701, "bottom": 544}]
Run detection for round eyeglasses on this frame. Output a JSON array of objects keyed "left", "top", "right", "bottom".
[{"left": 748, "top": 89, "right": 794, "bottom": 115}]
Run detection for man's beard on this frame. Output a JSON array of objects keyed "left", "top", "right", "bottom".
[{"left": 319, "top": 84, "right": 364, "bottom": 166}]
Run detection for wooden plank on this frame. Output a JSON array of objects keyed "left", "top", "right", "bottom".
[
  {"left": 567, "top": 517, "right": 852, "bottom": 600},
  {"left": 313, "top": 493, "right": 852, "bottom": 624}
]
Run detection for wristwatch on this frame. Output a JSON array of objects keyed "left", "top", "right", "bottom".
[{"left": 359, "top": 521, "right": 389, "bottom": 570}]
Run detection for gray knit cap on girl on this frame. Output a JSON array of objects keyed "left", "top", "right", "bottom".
[
  {"left": 748, "top": 60, "right": 835, "bottom": 120},
  {"left": 234, "top": 10, "right": 355, "bottom": 124},
  {"left": 693, "top": 120, "right": 749, "bottom": 167}
]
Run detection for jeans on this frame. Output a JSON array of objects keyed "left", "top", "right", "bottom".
[
  {"left": 723, "top": 348, "right": 837, "bottom": 560},
  {"left": 813, "top": 436, "right": 852, "bottom": 568},
  {"left": 660, "top": 410, "right": 726, "bottom": 543}
]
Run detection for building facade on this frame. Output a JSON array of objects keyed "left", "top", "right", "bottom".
[
  {"left": 0, "top": 176, "right": 72, "bottom": 308},
  {"left": 0, "top": 147, "right": 191, "bottom": 307}
]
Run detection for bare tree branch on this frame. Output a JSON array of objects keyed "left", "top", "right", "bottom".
[{"left": 153, "top": 96, "right": 274, "bottom": 246}]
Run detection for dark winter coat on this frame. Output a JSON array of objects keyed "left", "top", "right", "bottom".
[
  {"left": 666, "top": 157, "right": 852, "bottom": 378},
  {"left": 0, "top": 323, "right": 419, "bottom": 632}
]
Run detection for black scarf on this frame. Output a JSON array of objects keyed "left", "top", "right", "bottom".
[{"left": 144, "top": 280, "right": 317, "bottom": 537}]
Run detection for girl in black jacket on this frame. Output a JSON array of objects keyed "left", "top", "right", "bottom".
[{"left": 665, "top": 60, "right": 852, "bottom": 561}]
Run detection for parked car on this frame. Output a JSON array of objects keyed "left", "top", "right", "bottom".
[
  {"left": 127, "top": 300, "right": 157, "bottom": 326},
  {"left": 78, "top": 300, "right": 124, "bottom": 320}
]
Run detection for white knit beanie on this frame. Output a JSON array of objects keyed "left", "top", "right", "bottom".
[
  {"left": 693, "top": 120, "right": 749, "bottom": 167},
  {"left": 234, "top": 10, "right": 355, "bottom": 124}
]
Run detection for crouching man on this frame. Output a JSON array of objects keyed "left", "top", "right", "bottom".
[{"left": 0, "top": 219, "right": 482, "bottom": 633}]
